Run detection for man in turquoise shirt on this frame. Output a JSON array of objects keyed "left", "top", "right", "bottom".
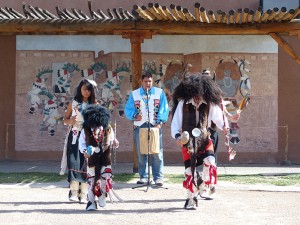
[{"left": 125, "top": 71, "right": 169, "bottom": 186}]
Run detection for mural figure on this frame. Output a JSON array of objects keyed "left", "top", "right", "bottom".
[
  {"left": 103, "top": 61, "right": 131, "bottom": 116},
  {"left": 215, "top": 59, "right": 241, "bottom": 98},
  {"left": 82, "top": 60, "right": 132, "bottom": 117},
  {"left": 28, "top": 68, "right": 52, "bottom": 114},
  {"left": 81, "top": 62, "right": 107, "bottom": 80},
  {"left": 54, "top": 63, "right": 79, "bottom": 94},
  {"left": 39, "top": 91, "right": 63, "bottom": 136},
  {"left": 237, "top": 58, "right": 251, "bottom": 97},
  {"left": 28, "top": 63, "right": 81, "bottom": 136},
  {"left": 214, "top": 58, "right": 251, "bottom": 147},
  {"left": 160, "top": 60, "right": 188, "bottom": 108}
]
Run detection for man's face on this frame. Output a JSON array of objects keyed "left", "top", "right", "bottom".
[{"left": 142, "top": 77, "right": 153, "bottom": 91}]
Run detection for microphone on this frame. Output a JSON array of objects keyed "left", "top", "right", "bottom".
[{"left": 146, "top": 88, "right": 149, "bottom": 97}]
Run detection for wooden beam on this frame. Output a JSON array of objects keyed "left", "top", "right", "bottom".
[
  {"left": 0, "top": 18, "right": 299, "bottom": 35},
  {"left": 133, "top": 5, "right": 153, "bottom": 21},
  {"left": 199, "top": 7, "right": 208, "bottom": 23},
  {"left": 270, "top": 32, "right": 300, "bottom": 65},
  {"left": 289, "top": 30, "right": 300, "bottom": 39},
  {"left": 162, "top": 5, "right": 176, "bottom": 21},
  {"left": 267, "top": 7, "right": 279, "bottom": 21},
  {"left": 247, "top": 10, "right": 254, "bottom": 23},
  {"left": 254, "top": 6, "right": 262, "bottom": 22},
  {"left": 235, "top": 8, "right": 242, "bottom": 24},
  {"left": 207, "top": 10, "right": 216, "bottom": 23},
  {"left": 170, "top": 4, "right": 181, "bottom": 21},
  {"left": 148, "top": 3, "right": 163, "bottom": 20},
  {"left": 175, "top": 5, "right": 187, "bottom": 21},
  {"left": 274, "top": 7, "right": 287, "bottom": 21},
  {"left": 216, "top": 10, "right": 222, "bottom": 23},
  {"left": 228, "top": 10, "right": 235, "bottom": 24},
  {"left": 242, "top": 8, "right": 249, "bottom": 23},
  {"left": 140, "top": 6, "right": 156, "bottom": 21},
  {"left": 183, "top": 8, "right": 195, "bottom": 22},
  {"left": 291, "top": 8, "right": 300, "bottom": 20},
  {"left": 282, "top": 9, "right": 296, "bottom": 21},
  {"left": 154, "top": 3, "right": 168, "bottom": 20},
  {"left": 194, "top": 2, "right": 201, "bottom": 22},
  {"left": 260, "top": 9, "right": 272, "bottom": 22},
  {"left": 134, "top": 21, "right": 300, "bottom": 35},
  {"left": 221, "top": 12, "right": 227, "bottom": 24}
]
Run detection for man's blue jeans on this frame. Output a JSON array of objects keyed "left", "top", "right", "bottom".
[{"left": 134, "top": 123, "right": 164, "bottom": 181}]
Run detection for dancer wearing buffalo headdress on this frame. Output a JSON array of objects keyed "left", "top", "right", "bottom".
[
  {"left": 171, "top": 72, "right": 229, "bottom": 209},
  {"left": 78, "top": 104, "right": 120, "bottom": 211}
]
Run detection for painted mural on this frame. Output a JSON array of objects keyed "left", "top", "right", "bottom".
[
  {"left": 210, "top": 58, "right": 252, "bottom": 159},
  {"left": 25, "top": 56, "right": 192, "bottom": 137},
  {"left": 25, "top": 54, "right": 251, "bottom": 161},
  {"left": 27, "top": 63, "right": 78, "bottom": 136},
  {"left": 16, "top": 49, "right": 277, "bottom": 162}
]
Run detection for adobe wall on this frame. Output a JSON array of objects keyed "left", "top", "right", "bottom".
[
  {"left": 278, "top": 36, "right": 300, "bottom": 164},
  {"left": 12, "top": 47, "right": 281, "bottom": 164},
  {"left": 2, "top": 36, "right": 300, "bottom": 164},
  {"left": 0, "top": 0, "right": 299, "bottom": 165}
]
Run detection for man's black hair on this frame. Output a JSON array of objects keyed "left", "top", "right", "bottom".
[{"left": 142, "top": 71, "right": 152, "bottom": 80}]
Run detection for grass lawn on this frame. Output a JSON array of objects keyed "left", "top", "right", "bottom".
[{"left": 0, "top": 172, "right": 300, "bottom": 186}]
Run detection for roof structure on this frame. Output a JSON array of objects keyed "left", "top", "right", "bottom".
[
  {"left": 0, "top": 1, "right": 299, "bottom": 65},
  {"left": 0, "top": 1, "right": 299, "bottom": 35}
]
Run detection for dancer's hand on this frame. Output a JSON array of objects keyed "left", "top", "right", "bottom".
[
  {"left": 83, "top": 152, "right": 89, "bottom": 158},
  {"left": 176, "top": 139, "right": 182, "bottom": 146},
  {"left": 67, "top": 116, "right": 76, "bottom": 125},
  {"left": 113, "top": 139, "right": 119, "bottom": 148},
  {"left": 154, "top": 124, "right": 161, "bottom": 129},
  {"left": 203, "top": 155, "right": 216, "bottom": 166},
  {"left": 134, "top": 114, "right": 142, "bottom": 121},
  {"left": 223, "top": 127, "right": 229, "bottom": 135},
  {"left": 227, "top": 111, "right": 240, "bottom": 122}
]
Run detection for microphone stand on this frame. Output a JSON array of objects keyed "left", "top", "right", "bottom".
[
  {"left": 145, "top": 87, "right": 152, "bottom": 192},
  {"left": 132, "top": 88, "right": 167, "bottom": 192}
]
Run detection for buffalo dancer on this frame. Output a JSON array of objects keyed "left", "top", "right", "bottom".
[
  {"left": 78, "top": 104, "right": 120, "bottom": 211},
  {"left": 171, "top": 73, "right": 229, "bottom": 209}
]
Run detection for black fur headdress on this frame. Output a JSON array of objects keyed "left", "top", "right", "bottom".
[
  {"left": 171, "top": 73, "right": 223, "bottom": 116},
  {"left": 82, "top": 104, "right": 110, "bottom": 129}
]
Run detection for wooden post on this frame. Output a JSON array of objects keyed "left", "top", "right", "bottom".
[{"left": 121, "top": 31, "right": 153, "bottom": 173}]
